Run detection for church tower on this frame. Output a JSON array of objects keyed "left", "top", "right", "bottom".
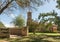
[{"left": 27, "top": 12, "right": 32, "bottom": 26}]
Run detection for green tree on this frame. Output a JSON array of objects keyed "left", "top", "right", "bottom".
[
  {"left": 38, "top": 10, "right": 58, "bottom": 32},
  {"left": 0, "top": 0, "right": 48, "bottom": 14},
  {"left": 0, "top": 21, "right": 5, "bottom": 28},
  {"left": 56, "top": 0, "right": 60, "bottom": 9},
  {"left": 29, "top": 20, "right": 39, "bottom": 34},
  {"left": 12, "top": 15, "right": 25, "bottom": 28},
  {"left": 38, "top": 10, "right": 57, "bottom": 23},
  {"left": 54, "top": 16, "right": 60, "bottom": 31}
]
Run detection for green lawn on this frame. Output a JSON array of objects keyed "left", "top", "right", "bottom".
[
  {"left": 7, "top": 33, "right": 60, "bottom": 42},
  {"left": 29, "top": 33, "right": 60, "bottom": 36},
  {"left": 1, "top": 33, "right": 60, "bottom": 42}
]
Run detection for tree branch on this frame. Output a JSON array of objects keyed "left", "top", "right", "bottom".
[{"left": 0, "top": 0, "right": 14, "bottom": 14}]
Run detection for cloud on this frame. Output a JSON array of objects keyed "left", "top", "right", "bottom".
[
  {"left": 10, "top": 14, "right": 16, "bottom": 18},
  {"left": 4, "top": 24, "right": 15, "bottom": 28}
]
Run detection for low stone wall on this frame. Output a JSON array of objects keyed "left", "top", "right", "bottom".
[
  {"left": 0, "top": 28, "right": 9, "bottom": 38},
  {"left": 0, "top": 27, "right": 28, "bottom": 38},
  {"left": 9, "top": 27, "right": 28, "bottom": 36}
]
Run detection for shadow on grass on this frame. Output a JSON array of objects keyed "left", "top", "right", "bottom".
[{"left": 7, "top": 34, "right": 51, "bottom": 42}]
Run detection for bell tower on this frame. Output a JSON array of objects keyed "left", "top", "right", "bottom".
[{"left": 27, "top": 12, "right": 32, "bottom": 26}]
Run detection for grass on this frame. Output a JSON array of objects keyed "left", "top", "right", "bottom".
[
  {"left": 29, "top": 33, "right": 60, "bottom": 36},
  {"left": 1, "top": 33, "right": 60, "bottom": 42},
  {"left": 7, "top": 33, "right": 60, "bottom": 42}
]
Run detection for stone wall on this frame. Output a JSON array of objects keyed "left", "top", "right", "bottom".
[
  {"left": 9, "top": 27, "right": 28, "bottom": 36},
  {"left": 0, "top": 28, "right": 9, "bottom": 38},
  {"left": 0, "top": 27, "right": 28, "bottom": 38}
]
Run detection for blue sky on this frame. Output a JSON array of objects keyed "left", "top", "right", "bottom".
[{"left": 0, "top": 0, "right": 60, "bottom": 27}]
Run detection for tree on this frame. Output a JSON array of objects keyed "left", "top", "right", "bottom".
[
  {"left": 12, "top": 15, "right": 25, "bottom": 28},
  {"left": 54, "top": 16, "right": 60, "bottom": 31},
  {"left": 38, "top": 10, "right": 58, "bottom": 32},
  {"left": 56, "top": 0, "right": 60, "bottom": 9},
  {"left": 38, "top": 10, "right": 57, "bottom": 23},
  {"left": 29, "top": 20, "right": 39, "bottom": 34},
  {"left": 0, "top": 21, "right": 5, "bottom": 28},
  {"left": 0, "top": 0, "right": 48, "bottom": 14}
]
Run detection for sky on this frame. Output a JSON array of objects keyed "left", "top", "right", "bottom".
[{"left": 0, "top": 0, "right": 60, "bottom": 27}]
